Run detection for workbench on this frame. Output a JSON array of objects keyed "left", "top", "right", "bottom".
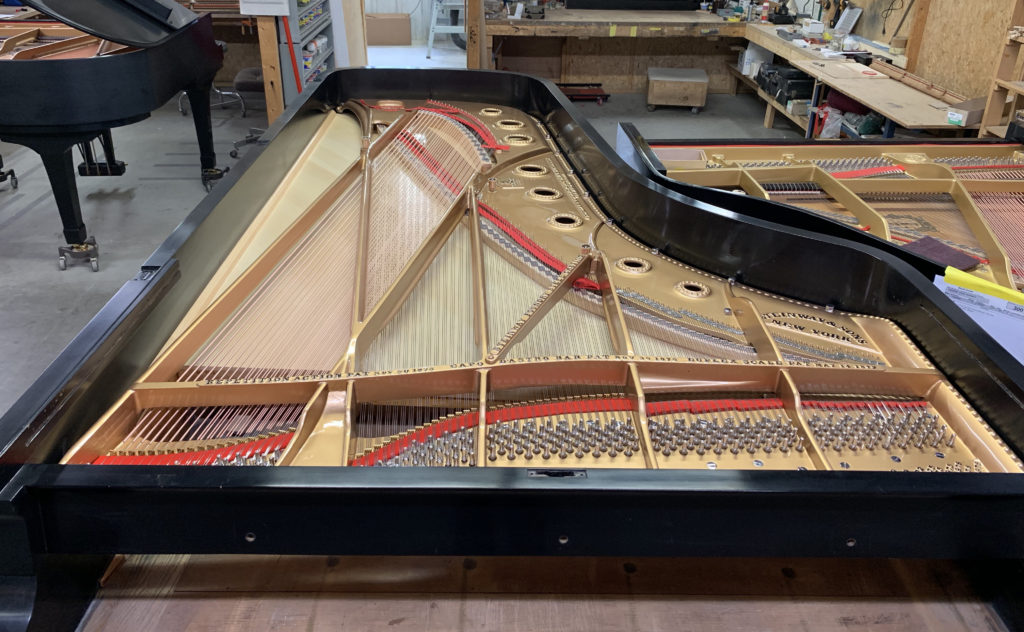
[
  {"left": 745, "top": 23, "right": 971, "bottom": 138},
  {"left": 791, "top": 58, "right": 966, "bottom": 138},
  {"left": 465, "top": 8, "right": 970, "bottom": 138},
  {"left": 472, "top": 8, "right": 746, "bottom": 94}
]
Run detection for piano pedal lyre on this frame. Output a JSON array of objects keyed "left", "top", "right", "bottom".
[{"left": 58, "top": 236, "right": 99, "bottom": 272}]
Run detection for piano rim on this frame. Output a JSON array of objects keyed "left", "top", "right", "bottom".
[
  {"left": 1, "top": 68, "right": 1024, "bottom": 562},
  {"left": 615, "top": 121, "right": 1024, "bottom": 279}
]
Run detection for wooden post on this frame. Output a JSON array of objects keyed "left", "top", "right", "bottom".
[
  {"left": 342, "top": 0, "right": 368, "bottom": 66},
  {"left": 257, "top": 16, "right": 285, "bottom": 125},
  {"left": 466, "top": 0, "right": 487, "bottom": 69},
  {"left": 904, "top": 0, "right": 932, "bottom": 73}
]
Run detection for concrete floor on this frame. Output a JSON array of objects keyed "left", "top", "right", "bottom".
[
  {"left": 0, "top": 85, "right": 799, "bottom": 419},
  {"left": 368, "top": 42, "right": 467, "bottom": 68},
  {"left": 0, "top": 101, "right": 261, "bottom": 416}
]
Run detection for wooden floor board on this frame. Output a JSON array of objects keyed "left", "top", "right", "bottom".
[{"left": 80, "top": 555, "right": 1008, "bottom": 632}]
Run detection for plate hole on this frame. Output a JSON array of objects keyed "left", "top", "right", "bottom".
[
  {"left": 515, "top": 164, "right": 549, "bottom": 177},
  {"left": 528, "top": 187, "right": 563, "bottom": 201},
  {"left": 376, "top": 99, "right": 404, "bottom": 110},
  {"left": 548, "top": 213, "right": 582, "bottom": 229},
  {"left": 674, "top": 280, "right": 711, "bottom": 298},
  {"left": 497, "top": 119, "right": 526, "bottom": 129},
  {"left": 615, "top": 257, "right": 652, "bottom": 274},
  {"left": 480, "top": 107, "right": 502, "bottom": 116},
  {"left": 504, "top": 134, "right": 534, "bottom": 146}
]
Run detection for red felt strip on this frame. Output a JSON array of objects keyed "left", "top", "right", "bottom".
[
  {"left": 831, "top": 166, "right": 906, "bottom": 179},
  {"left": 397, "top": 131, "right": 463, "bottom": 194},
  {"left": 93, "top": 432, "right": 296, "bottom": 466},
  {"left": 645, "top": 398, "right": 785, "bottom": 416},
  {"left": 478, "top": 202, "right": 568, "bottom": 274},
  {"left": 351, "top": 397, "right": 635, "bottom": 467}
]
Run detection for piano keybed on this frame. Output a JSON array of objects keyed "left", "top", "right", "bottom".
[
  {"left": 60, "top": 99, "right": 1024, "bottom": 474},
  {"left": 653, "top": 144, "right": 1024, "bottom": 290}
]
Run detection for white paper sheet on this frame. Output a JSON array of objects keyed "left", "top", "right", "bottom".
[{"left": 934, "top": 276, "right": 1024, "bottom": 363}]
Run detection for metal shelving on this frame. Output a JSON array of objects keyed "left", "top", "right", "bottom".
[{"left": 278, "top": 0, "right": 335, "bottom": 105}]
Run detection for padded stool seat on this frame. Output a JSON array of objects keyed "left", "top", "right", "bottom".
[{"left": 234, "top": 67, "right": 264, "bottom": 94}]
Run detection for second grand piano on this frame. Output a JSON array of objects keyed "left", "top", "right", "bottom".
[{"left": 0, "top": 0, "right": 225, "bottom": 270}]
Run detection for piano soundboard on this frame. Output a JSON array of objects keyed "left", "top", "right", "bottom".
[{"left": 58, "top": 99, "right": 1023, "bottom": 475}]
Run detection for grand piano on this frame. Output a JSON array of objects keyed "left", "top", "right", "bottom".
[
  {"left": 2, "top": 68, "right": 1024, "bottom": 630},
  {"left": 0, "top": 0, "right": 224, "bottom": 271}
]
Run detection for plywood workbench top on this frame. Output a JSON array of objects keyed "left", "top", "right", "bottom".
[
  {"left": 791, "top": 59, "right": 965, "bottom": 130},
  {"left": 486, "top": 8, "right": 745, "bottom": 37}
]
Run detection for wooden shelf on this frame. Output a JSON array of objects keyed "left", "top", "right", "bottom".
[
  {"left": 995, "top": 78, "right": 1024, "bottom": 96},
  {"left": 980, "top": 4, "right": 1024, "bottom": 138},
  {"left": 727, "top": 64, "right": 758, "bottom": 91},
  {"left": 757, "top": 87, "right": 809, "bottom": 131},
  {"left": 986, "top": 125, "right": 1010, "bottom": 138}
]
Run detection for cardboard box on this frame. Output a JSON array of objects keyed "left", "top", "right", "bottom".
[
  {"left": 366, "top": 13, "right": 411, "bottom": 46},
  {"left": 647, "top": 67, "right": 709, "bottom": 109},
  {"left": 738, "top": 42, "right": 773, "bottom": 78},
  {"left": 946, "top": 97, "right": 987, "bottom": 127},
  {"left": 799, "top": 18, "right": 824, "bottom": 35},
  {"left": 787, "top": 99, "right": 811, "bottom": 117}
]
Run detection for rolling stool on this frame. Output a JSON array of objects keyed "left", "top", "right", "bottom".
[
  {"left": 0, "top": 154, "right": 15, "bottom": 190},
  {"left": 177, "top": 41, "right": 247, "bottom": 117},
  {"left": 230, "top": 67, "right": 267, "bottom": 158}
]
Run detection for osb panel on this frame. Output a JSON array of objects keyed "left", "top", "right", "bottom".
[
  {"left": 212, "top": 25, "right": 260, "bottom": 87},
  {"left": 496, "top": 36, "right": 563, "bottom": 81},
  {"left": 562, "top": 37, "right": 743, "bottom": 94},
  {"left": 913, "top": 0, "right": 1016, "bottom": 98},
  {"left": 849, "top": 0, "right": 917, "bottom": 43}
]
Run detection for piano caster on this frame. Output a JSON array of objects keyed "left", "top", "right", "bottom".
[
  {"left": 201, "top": 166, "right": 229, "bottom": 192},
  {"left": 57, "top": 237, "right": 99, "bottom": 272}
]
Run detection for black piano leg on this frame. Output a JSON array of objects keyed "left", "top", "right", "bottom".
[
  {"left": 186, "top": 83, "right": 228, "bottom": 192},
  {"left": 38, "top": 148, "right": 99, "bottom": 272}
]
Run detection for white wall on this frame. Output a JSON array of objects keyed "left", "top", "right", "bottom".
[{"left": 366, "top": 0, "right": 441, "bottom": 44}]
